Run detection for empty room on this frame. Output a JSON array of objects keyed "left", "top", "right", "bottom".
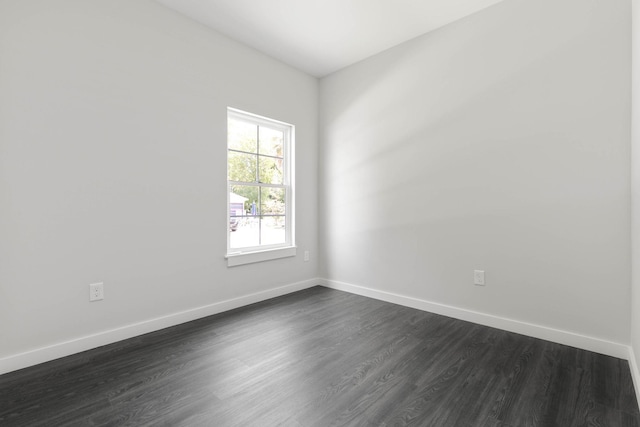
[{"left": 3, "top": 0, "right": 640, "bottom": 425}]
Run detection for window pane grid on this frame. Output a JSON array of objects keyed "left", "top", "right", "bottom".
[
  {"left": 229, "top": 149, "right": 283, "bottom": 160},
  {"left": 227, "top": 108, "right": 292, "bottom": 254},
  {"left": 229, "top": 181, "right": 285, "bottom": 188}
]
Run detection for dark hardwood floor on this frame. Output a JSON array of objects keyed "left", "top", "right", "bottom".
[{"left": 1, "top": 286, "right": 639, "bottom": 426}]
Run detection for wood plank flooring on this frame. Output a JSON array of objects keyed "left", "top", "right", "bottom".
[{"left": 1, "top": 286, "right": 639, "bottom": 426}]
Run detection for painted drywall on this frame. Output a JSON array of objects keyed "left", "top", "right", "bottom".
[
  {"left": 319, "top": 0, "right": 631, "bottom": 344},
  {"left": 0, "top": 0, "right": 318, "bottom": 363},
  {"left": 631, "top": 0, "right": 640, "bottom": 390}
]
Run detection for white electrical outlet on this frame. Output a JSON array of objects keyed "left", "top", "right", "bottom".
[
  {"left": 474, "top": 270, "right": 485, "bottom": 286},
  {"left": 89, "top": 282, "right": 104, "bottom": 301},
  {"left": 304, "top": 250, "right": 310, "bottom": 262}
]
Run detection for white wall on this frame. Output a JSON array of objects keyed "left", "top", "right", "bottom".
[
  {"left": 320, "top": 0, "right": 631, "bottom": 346},
  {"left": 1, "top": 0, "right": 634, "bottom": 375},
  {"left": 0, "top": 0, "right": 318, "bottom": 369},
  {"left": 631, "top": 0, "right": 640, "bottom": 388}
]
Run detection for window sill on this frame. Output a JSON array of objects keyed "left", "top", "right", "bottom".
[{"left": 226, "top": 246, "right": 297, "bottom": 267}]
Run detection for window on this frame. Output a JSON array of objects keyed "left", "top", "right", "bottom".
[{"left": 226, "top": 108, "right": 295, "bottom": 266}]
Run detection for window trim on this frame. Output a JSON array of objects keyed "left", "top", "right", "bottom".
[
  {"left": 226, "top": 246, "right": 297, "bottom": 267},
  {"left": 226, "top": 108, "right": 295, "bottom": 266}
]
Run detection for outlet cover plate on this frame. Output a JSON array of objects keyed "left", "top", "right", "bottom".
[
  {"left": 89, "top": 282, "right": 104, "bottom": 301},
  {"left": 474, "top": 270, "right": 485, "bottom": 286}
]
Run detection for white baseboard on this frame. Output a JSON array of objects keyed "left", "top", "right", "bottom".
[
  {"left": 320, "top": 278, "right": 630, "bottom": 360},
  {"left": 2, "top": 278, "right": 633, "bottom": 377},
  {"left": 629, "top": 345, "right": 640, "bottom": 409},
  {"left": 0, "top": 278, "right": 320, "bottom": 376}
]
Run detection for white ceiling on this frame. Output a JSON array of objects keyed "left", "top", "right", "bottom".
[{"left": 155, "top": 0, "right": 507, "bottom": 77}]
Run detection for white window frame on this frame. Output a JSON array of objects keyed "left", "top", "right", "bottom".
[{"left": 226, "top": 108, "right": 295, "bottom": 267}]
